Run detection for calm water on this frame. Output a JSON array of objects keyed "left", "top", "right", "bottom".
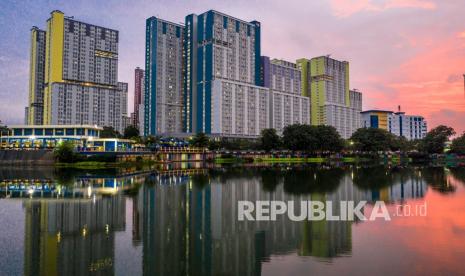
[{"left": 1, "top": 164, "right": 465, "bottom": 276}]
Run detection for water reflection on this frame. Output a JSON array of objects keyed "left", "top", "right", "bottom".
[
  {"left": 1, "top": 164, "right": 464, "bottom": 275},
  {"left": 23, "top": 196, "right": 125, "bottom": 275},
  {"left": 128, "top": 165, "right": 440, "bottom": 275}
]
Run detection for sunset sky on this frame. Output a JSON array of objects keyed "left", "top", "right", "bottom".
[{"left": 0, "top": 0, "right": 464, "bottom": 133}]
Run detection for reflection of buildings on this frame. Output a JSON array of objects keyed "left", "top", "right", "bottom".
[
  {"left": 133, "top": 176, "right": 188, "bottom": 275},
  {"left": 361, "top": 169, "right": 427, "bottom": 203},
  {"left": 1, "top": 172, "right": 147, "bottom": 198},
  {"left": 299, "top": 175, "right": 365, "bottom": 259},
  {"left": 23, "top": 196, "right": 125, "bottom": 276},
  {"left": 132, "top": 168, "right": 367, "bottom": 275}
]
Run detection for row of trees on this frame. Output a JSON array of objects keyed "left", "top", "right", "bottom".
[
  {"left": 103, "top": 123, "right": 465, "bottom": 155},
  {"left": 257, "top": 124, "right": 465, "bottom": 154},
  {"left": 260, "top": 125, "right": 345, "bottom": 152},
  {"left": 100, "top": 126, "right": 140, "bottom": 139}
]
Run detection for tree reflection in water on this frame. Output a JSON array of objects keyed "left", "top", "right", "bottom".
[{"left": 421, "top": 167, "right": 456, "bottom": 194}]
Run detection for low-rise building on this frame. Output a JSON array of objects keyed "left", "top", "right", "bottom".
[
  {"left": 0, "top": 125, "right": 133, "bottom": 151},
  {"left": 361, "top": 109, "right": 427, "bottom": 140}
]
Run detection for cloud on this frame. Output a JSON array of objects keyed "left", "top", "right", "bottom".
[
  {"left": 329, "top": 0, "right": 436, "bottom": 18},
  {"left": 447, "top": 74, "right": 462, "bottom": 83}
]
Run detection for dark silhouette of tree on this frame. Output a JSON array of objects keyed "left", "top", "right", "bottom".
[
  {"left": 100, "top": 126, "right": 121, "bottom": 138},
  {"left": 259, "top": 128, "right": 281, "bottom": 152},
  {"left": 350, "top": 127, "right": 394, "bottom": 152},
  {"left": 123, "top": 125, "right": 139, "bottom": 139},
  {"left": 450, "top": 132, "right": 465, "bottom": 155},
  {"left": 418, "top": 125, "right": 455, "bottom": 154},
  {"left": 190, "top": 133, "right": 209, "bottom": 148}
]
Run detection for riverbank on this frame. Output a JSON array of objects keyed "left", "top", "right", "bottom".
[{"left": 2, "top": 149, "right": 464, "bottom": 167}]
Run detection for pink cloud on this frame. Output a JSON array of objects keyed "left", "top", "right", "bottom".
[{"left": 330, "top": 0, "right": 436, "bottom": 17}]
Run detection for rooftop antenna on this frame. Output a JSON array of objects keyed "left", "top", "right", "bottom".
[
  {"left": 463, "top": 74, "right": 465, "bottom": 98},
  {"left": 398, "top": 105, "right": 401, "bottom": 112}
]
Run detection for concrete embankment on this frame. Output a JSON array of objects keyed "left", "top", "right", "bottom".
[{"left": 0, "top": 150, "right": 55, "bottom": 165}]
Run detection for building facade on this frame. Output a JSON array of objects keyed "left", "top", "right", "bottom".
[
  {"left": 361, "top": 109, "right": 427, "bottom": 140},
  {"left": 298, "top": 56, "right": 361, "bottom": 139},
  {"left": 27, "top": 10, "right": 127, "bottom": 132},
  {"left": 144, "top": 17, "right": 184, "bottom": 136},
  {"left": 261, "top": 57, "right": 310, "bottom": 133},
  {"left": 184, "top": 10, "right": 262, "bottom": 136},
  {"left": 50, "top": 82, "right": 127, "bottom": 131},
  {"left": 26, "top": 27, "right": 47, "bottom": 125},
  {"left": 390, "top": 112, "right": 427, "bottom": 140},
  {"left": 361, "top": 110, "right": 392, "bottom": 130},
  {"left": 347, "top": 89, "right": 362, "bottom": 136},
  {"left": 134, "top": 67, "right": 145, "bottom": 128},
  {"left": 211, "top": 79, "right": 269, "bottom": 136}
]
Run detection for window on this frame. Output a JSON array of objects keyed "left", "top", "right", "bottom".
[
  {"left": 13, "top": 129, "right": 22, "bottom": 136},
  {"left": 45, "top": 129, "right": 53, "bottom": 136},
  {"left": 55, "top": 129, "right": 64, "bottom": 136},
  {"left": 24, "top": 129, "right": 33, "bottom": 136},
  {"left": 34, "top": 129, "right": 43, "bottom": 136},
  {"left": 66, "top": 128, "right": 75, "bottom": 136}
]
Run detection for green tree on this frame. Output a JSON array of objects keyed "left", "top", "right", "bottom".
[
  {"left": 350, "top": 127, "right": 393, "bottom": 152},
  {"left": 208, "top": 139, "right": 221, "bottom": 150},
  {"left": 451, "top": 132, "right": 465, "bottom": 154},
  {"left": 53, "top": 141, "right": 80, "bottom": 163},
  {"left": 282, "top": 124, "right": 317, "bottom": 152},
  {"left": 123, "top": 125, "right": 139, "bottom": 139},
  {"left": 390, "top": 135, "right": 413, "bottom": 152},
  {"left": 259, "top": 128, "right": 281, "bottom": 151},
  {"left": 144, "top": 135, "right": 160, "bottom": 146},
  {"left": 100, "top": 126, "right": 121, "bottom": 138},
  {"left": 190, "top": 132, "right": 209, "bottom": 148},
  {"left": 314, "top": 125, "right": 344, "bottom": 152},
  {"left": 418, "top": 125, "right": 455, "bottom": 154}
]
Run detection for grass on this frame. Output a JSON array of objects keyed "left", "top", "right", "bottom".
[
  {"left": 214, "top": 158, "right": 243, "bottom": 164},
  {"left": 254, "top": 157, "right": 326, "bottom": 163},
  {"left": 55, "top": 161, "right": 109, "bottom": 169}
]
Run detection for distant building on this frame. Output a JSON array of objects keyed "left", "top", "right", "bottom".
[
  {"left": 361, "top": 109, "right": 427, "bottom": 140},
  {"left": 27, "top": 10, "right": 128, "bottom": 132},
  {"left": 122, "top": 115, "right": 132, "bottom": 132},
  {"left": 134, "top": 67, "right": 144, "bottom": 128},
  {"left": 130, "top": 112, "right": 137, "bottom": 126},
  {"left": 184, "top": 10, "right": 262, "bottom": 137},
  {"left": 261, "top": 57, "right": 310, "bottom": 133},
  {"left": 348, "top": 89, "right": 363, "bottom": 134},
  {"left": 144, "top": 17, "right": 184, "bottom": 136}
]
